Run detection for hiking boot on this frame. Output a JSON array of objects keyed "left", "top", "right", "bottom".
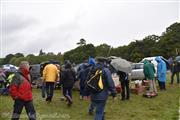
[
  {"left": 126, "top": 97, "right": 130, "bottom": 100},
  {"left": 60, "top": 97, "right": 65, "bottom": 101},
  {"left": 67, "top": 100, "right": 73, "bottom": 107},
  {"left": 121, "top": 98, "right": 125, "bottom": 101},
  {"left": 42, "top": 94, "right": 45, "bottom": 98},
  {"left": 46, "top": 97, "right": 49, "bottom": 101},
  {"left": 49, "top": 98, "right": 52, "bottom": 102}
]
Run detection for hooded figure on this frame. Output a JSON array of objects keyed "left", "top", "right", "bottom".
[
  {"left": 155, "top": 56, "right": 167, "bottom": 90},
  {"left": 143, "top": 60, "right": 155, "bottom": 80},
  {"left": 88, "top": 57, "right": 96, "bottom": 66},
  {"left": 61, "top": 62, "right": 76, "bottom": 106},
  {"left": 87, "top": 57, "right": 116, "bottom": 120},
  {"left": 155, "top": 56, "right": 167, "bottom": 82},
  {"left": 143, "top": 59, "right": 157, "bottom": 93}
]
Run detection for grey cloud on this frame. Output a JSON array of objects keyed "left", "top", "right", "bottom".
[
  {"left": 23, "top": 21, "right": 80, "bottom": 55},
  {"left": 2, "top": 0, "right": 178, "bottom": 58},
  {"left": 0, "top": 14, "right": 37, "bottom": 35},
  {"left": 1, "top": 11, "right": 81, "bottom": 57},
  {"left": 1, "top": 14, "right": 38, "bottom": 56}
]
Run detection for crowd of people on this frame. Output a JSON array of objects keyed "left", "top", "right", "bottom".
[{"left": 0, "top": 55, "right": 179, "bottom": 120}]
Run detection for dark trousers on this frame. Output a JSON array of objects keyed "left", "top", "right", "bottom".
[
  {"left": 41, "top": 82, "right": 46, "bottom": 98},
  {"left": 80, "top": 86, "right": 85, "bottom": 96},
  {"left": 63, "top": 87, "right": 73, "bottom": 102},
  {"left": 12, "top": 99, "right": 36, "bottom": 120},
  {"left": 158, "top": 81, "right": 166, "bottom": 90},
  {"left": 45, "top": 82, "right": 55, "bottom": 100},
  {"left": 83, "top": 87, "right": 91, "bottom": 96},
  {"left": 121, "top": 80, "right": 130, "bottom": 100},
  {"left": 171, "top": 72, "right": 179, "bottom": 84}
]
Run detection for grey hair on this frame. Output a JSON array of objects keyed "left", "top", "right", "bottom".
[{"left": 19, "top": 61, "right": 29, "bottom": 68}]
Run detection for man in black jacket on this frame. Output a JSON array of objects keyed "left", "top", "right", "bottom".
[
  {"left": 117, "top": 70, "right": 129, "bottom": 101},
  {"left": 171, "top": 60, "right": 180, "bottom": 84},
  {"left": 61, "top": 62, "right": 76, "bottom": 106}
]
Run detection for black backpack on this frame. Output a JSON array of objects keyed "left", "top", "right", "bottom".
[{"left": 86, "top": 66, "right": 104, "bottom": 94}]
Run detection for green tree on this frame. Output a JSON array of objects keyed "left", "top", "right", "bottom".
[
  {"left": 39, "top": 49, "right": 46, "bottom": 56},
  {"left": 10, "top": 57, "right": 28, "bottom": 66},
  {"left": 9, "top": 57, "right": 18, "bottom": 65},
  {"left": 77, "top": 38, "right": 86, "bottom": 46},
  {"left": 0, "top": 58, "right": 4, "bottom": 65},
  {"left": 95, "top": 44, "right": 111, "bottom": 57},
  {"left": 64, "top": 44, "right": 95, "bottom": 64},
  {"left": 3, "top": 54, "right": 15, "bottom": 64},
  {"left": 157, "top": 22, "right": 180, "bottom": 58},
  {"left": 26, "top": 54, "right": 37, "bottom": 64},
  {"left": 14, "top": 53, "right": 24, "bottom": 58}
]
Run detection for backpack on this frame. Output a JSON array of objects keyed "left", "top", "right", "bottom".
[
  {"left": 86, "top": 67, "right": 104, "bottom": 94},
  {"left": 6, "top": 73, "right": 15, "bottom": 87}
]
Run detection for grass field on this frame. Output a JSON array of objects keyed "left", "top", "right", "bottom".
[{"left": 0, "top": 74, "right": 180, "bottom": 120}]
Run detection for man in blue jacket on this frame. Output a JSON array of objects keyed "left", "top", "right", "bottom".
[
  {"left": 155, "top": 56, "right": 167, "bottom": 90},
  {"left": 77, "top": 63, "right": 89, "bottom": 99},
  {"left": 87, "top": 58, "right": 116, "bottom": 120}
]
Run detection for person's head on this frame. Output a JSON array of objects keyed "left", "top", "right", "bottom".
[
  {"left": 96, "top": 57, "right": 108, "bottom": 66},
  {"left": 64, "top": 60, "right": 71, "bottom": 65},
  {"left": 155, "top": 56, "right": 162, "bottom": 63},
  {"left": 83, "top": 59, "right": 88, "bottom": 63},
  {"left": 143, "top": 59, "right": 149, "bottom": 64},
  {"left": 65, "top": 62, "right": 72, "bottom": 69},
  {"left": 88, "top": 57, "right": 96, "bottom": 66},
  {"left": 19, "top": 61, "right": 30, "bottom": 74}
]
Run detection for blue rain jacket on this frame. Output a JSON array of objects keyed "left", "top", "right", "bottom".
[{"left": 155, "top": 56, "right": 167, "bottom": 82}]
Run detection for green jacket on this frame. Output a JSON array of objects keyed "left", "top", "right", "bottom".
[{"left": 143, "top": 60, "right": 155, "bottom": 80}]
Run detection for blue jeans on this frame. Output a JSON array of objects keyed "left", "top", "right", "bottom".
[{"left": 89, "top": 100, "right": 106, "bottom": 120}]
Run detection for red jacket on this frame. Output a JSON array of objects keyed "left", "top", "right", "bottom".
[{"left": 9, "top": 72, "right": 32, "bottom": 101}]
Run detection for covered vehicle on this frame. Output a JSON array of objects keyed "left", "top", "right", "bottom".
[
  {"left": 3, "top": 64, "right": 18, "bottom": 72},
  {"left": 140, "top": 56, "right": 170, "bottom": 71},
  {"left": 30, "top": 64, "right": 41, "bottom": 81},
  {"left": 175, "top": 56, "right": 180, "bottom": 72},
  {"left": 130, "top": 63, "right": 145, "bottom": 80},
  {"left": 175, "top": 56, "right": 180, "bottom": 62}
]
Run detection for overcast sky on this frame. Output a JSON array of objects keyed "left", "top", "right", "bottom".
[{"left": 0, "top": 0, "right": 179, "bottom": 58}]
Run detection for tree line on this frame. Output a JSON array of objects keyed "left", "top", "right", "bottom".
[{"left": 0, "top": 22, "right": 180, "bottom": 66}]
